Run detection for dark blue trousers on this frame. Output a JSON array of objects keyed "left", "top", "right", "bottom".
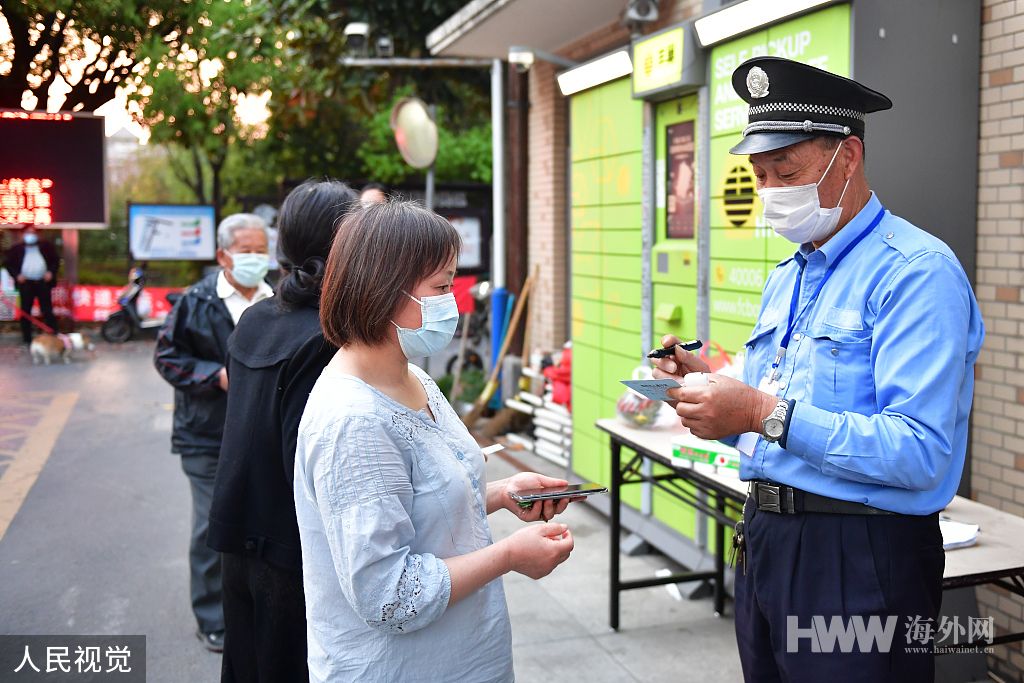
[{"left": 734, "top": 501, "right": 945, "bottom": 683}]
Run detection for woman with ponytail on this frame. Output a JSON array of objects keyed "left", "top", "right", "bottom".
[{"left": 208, "top": 179, "right": 358, "bottom": 681}]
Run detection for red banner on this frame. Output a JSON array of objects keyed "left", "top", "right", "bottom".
[
  {"left": 14, "top": 276, "right": 476, "bottom": 324},
  {"left": 48, "top": 284, "right": 180, "bottom": 323},
  {"left": 453, "top": 274, "right": 477, "bottom": 314}
]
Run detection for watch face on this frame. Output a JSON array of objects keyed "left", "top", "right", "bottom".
[{"left": 765, "top": 418, "right": 785, "bottom": 439}]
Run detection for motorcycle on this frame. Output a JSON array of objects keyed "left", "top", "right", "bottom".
[{"left": 101, "top": 266, "right": 171, "bottom": 343}]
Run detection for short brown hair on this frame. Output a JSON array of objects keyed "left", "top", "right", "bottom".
[{"left": 320, "top": 201, "right": 461, "bottom": 348}]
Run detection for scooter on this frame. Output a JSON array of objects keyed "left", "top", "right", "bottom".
[{"left": 101, "top": 266, "right": 169, "bottom": 343}]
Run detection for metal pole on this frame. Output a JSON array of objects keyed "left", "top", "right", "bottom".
[
  {"left": 490, "top": 59, "right": 506, "bottom": 291},
  {"left": 425, "top": 165, "right": 435, "bottom": 212},
  {"left": 341, "top": 57, "right": 492, "bottom": 68},
  {"left": 425, "top": 104, "right": 437, "bottom": 212},
  {"left": 640, "top": 99, "right": 655, "bottom": 518},
  {"left": 489, "top": 58, "right": 507, "bottom": 381},
  {"left": 697, "top": 87, "right": 711, "bottom": 347},
  {"left": 695, "top": 83, "right": 713, "bottom": 553}
]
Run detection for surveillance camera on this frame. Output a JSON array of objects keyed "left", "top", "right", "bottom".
[
  {"left": 508, "top": 46, "right": 535, "bottom": 73},
  {"left": 624, "top": 0, "right": 659, "bottom": 24},
  {"left": 344, "top": 22, "right": 370, "bottom": 54},
  {"left": 376, "top": 35, "right": 394, "bottom": 58}
]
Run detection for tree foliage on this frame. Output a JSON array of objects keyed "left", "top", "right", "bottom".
[
  {"left": 356, "top": 85, "right": 491, "bottom": 185},
  {"left": 0, "top": 0, "right": 199, "bottom": 111},
  {"left": 1, "top": 0, "right": 492, "bottom": 220},
  {"left": 126, "top": 0, "right": 280, "bottom": 218},
  {"left": 79, "top": 145, "right": 201, "bottom": 285},
  {"left": 248, "top": 0, "right": 492, "bottom": 185}
]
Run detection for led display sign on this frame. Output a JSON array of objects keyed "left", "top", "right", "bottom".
[{"left": 0, "top": 111, "right": 107, "bottom": 228}]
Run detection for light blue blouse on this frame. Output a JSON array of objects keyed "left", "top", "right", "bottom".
[{"left": 294, "top": 363, "right": 514, "bottom": 683}]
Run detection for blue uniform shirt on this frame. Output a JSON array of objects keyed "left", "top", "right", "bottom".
[{"left": 731, "top": 193, "right": 984, "bottom": 515}]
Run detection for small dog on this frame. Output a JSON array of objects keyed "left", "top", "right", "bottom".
[{"left": 30, "top": 333, "right": 96, "bottom": 365}]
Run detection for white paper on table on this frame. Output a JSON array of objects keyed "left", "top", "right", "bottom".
[{"left": 940, "top": 519, "right": 980, "bottom": 550}]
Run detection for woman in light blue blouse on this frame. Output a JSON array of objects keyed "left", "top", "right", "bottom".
[{"left": 294, "top": 201, "right": 576, "bottom": 682}]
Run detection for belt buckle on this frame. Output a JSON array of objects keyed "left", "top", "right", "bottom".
[
  {"left": 756, "top": 483, "right": 796, "bottom": 514},
  {"left": 756, "top": 483, "right": 783, "bottom": 514}
]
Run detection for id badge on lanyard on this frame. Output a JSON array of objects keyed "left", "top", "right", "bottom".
[
  {"left": 736, "top": 375, "right": 779, "bottom": 458},
  {"left": 735, "top": 207, "right": 886, "bottom": 458}
]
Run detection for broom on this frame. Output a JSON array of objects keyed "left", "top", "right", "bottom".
[{"left": 481, "top": 265, "right": 540, "bottom": 439}]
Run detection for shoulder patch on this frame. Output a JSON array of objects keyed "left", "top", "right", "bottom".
[{"left": 875, "top": 214, "right": 955, "bottom": 263}]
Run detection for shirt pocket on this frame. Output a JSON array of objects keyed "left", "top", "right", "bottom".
[
  {"left": 804, "top": 322, "right": 874, "bottom": 414},
  {"left": 743, "top": 318, "right": 780, "bottom": 377}
]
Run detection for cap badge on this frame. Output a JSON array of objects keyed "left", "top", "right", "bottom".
[{"left": 746, "top": 66, "right": 770, "bottom": 99}]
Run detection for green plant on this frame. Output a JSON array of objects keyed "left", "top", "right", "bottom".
[
  {"left": 436, "top": 373, "right": 454, "bottom": 400},
  {"left": 455, "top": 367, "right": 486, "bottom": 404}
]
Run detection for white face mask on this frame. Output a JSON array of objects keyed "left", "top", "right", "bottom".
[
  {"left": 391, "top": 292, "right": 459, "bottom": 359},
  {"left": 757, "top": 141, "right": 851, "bottom": 244},
  {"left": 228, "top": 252, "right": 270, "bottom": 288}
]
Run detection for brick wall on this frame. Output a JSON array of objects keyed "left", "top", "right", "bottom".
[
  {"left": 525, "top": 0, "right": 702, "bottom": 353},
  {"left": 526, "top": 59, "right": 568, "bottom": 353},
  {"left": 971, "top": 0, "right": 1024, "bottom": 679}
]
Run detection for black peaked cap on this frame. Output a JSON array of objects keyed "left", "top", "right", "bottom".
[{"left": 729, "top": 56, "right": 892, "bottom": 155}]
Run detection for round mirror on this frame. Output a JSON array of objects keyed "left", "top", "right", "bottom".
[{"left": 390, "top": 97, "right": 438, "bottom": 169}]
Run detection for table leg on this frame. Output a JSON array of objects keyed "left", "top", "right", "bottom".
[
  {"left": 610, "top": 439, "right": 622, "bottom": 631},
  {"left": 714, "top": 488, "right": 725, "bottom": 617}
]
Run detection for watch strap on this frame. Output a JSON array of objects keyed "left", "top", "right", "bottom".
[{"left": 779, "top": 398, "right": 796, "bottom": 449}]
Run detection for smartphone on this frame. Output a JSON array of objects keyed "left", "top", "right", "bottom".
[{"left": 508, "top": 482, "right": 609, "bottom": 506}]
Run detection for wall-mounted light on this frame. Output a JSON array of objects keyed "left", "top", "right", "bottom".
[
  {"left": 557, "top": 50, "right": 633, "bottom": 96},
  {"left": 508, "top": 46, "right": 577, "bottom": 73},
  {"left": 694, "top": 0, "right": 834, "bottom": 47}
]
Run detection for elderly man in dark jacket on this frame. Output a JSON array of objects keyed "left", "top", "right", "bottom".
[{"left": 153, "top": 213, "right": 272, "bottom": 653}]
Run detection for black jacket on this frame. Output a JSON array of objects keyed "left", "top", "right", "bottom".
[
  {"left": 207, "top": 297, "right": 336, "bottom": 571},
  {"left": 153, "top": 271, "right": 235, "bottom": 454},
  {"left": 4, "top": 240, "right": 60, "bottom": 288}
]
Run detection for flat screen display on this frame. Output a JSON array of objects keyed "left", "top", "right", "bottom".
[
  {"left": 128, "top": 203, "right": 217, "bottom": 261},
  {"left": 0, "top": 111, "right": 107, "bottom": 228}
]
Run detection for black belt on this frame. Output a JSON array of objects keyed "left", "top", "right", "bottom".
[{"left": 749, "top": 480, "right": 894, "bottom": 516}]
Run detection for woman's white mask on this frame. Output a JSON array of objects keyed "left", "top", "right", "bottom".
[{"left": 391, "top": 292, "right": 459, "bottom": 358}]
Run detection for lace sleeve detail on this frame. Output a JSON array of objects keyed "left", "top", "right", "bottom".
[
  {"left": 372, "top": 555, "right": 425, "bottom": 633},
  {"left": 311, "top": 414, "right": 453, "bottom": 634}
]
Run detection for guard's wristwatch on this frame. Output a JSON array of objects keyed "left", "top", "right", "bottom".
[{"left": 761, "top": 399, "right": 790, "bottom": 443}]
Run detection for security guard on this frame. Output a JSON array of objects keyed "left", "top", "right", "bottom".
[{"left": 653, "top": 57, "right": 985, "bottom": 681}]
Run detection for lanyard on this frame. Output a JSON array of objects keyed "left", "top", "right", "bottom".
[{"left": 769, "top": 207, "right": 886, "bottom": 381}]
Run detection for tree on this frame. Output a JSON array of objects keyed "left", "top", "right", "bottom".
[
  {"left": 252, "top": 0, "right": 492, "bottom": 184},
  {"left": 127, "top": 0, "right": 280, "bottom": 220},
  {"left": 356, "top": 85, "right": 491, "bottom": 185},
  {"left": 79, "top": 145, "right": 201, "bottom": 285},
  {"left": 0, "top": 0, "right": 200, "bottom": 111},
  {"left": 1, "top": 0, "right": 493, "bottom": 221}
]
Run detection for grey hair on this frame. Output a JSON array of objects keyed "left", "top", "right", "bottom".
[
  {"left": 816, "top": 134, "right": 866, "bottom": 160},
  {"left": 217, "top": 213, "right": 268, "bottom": 250}
]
